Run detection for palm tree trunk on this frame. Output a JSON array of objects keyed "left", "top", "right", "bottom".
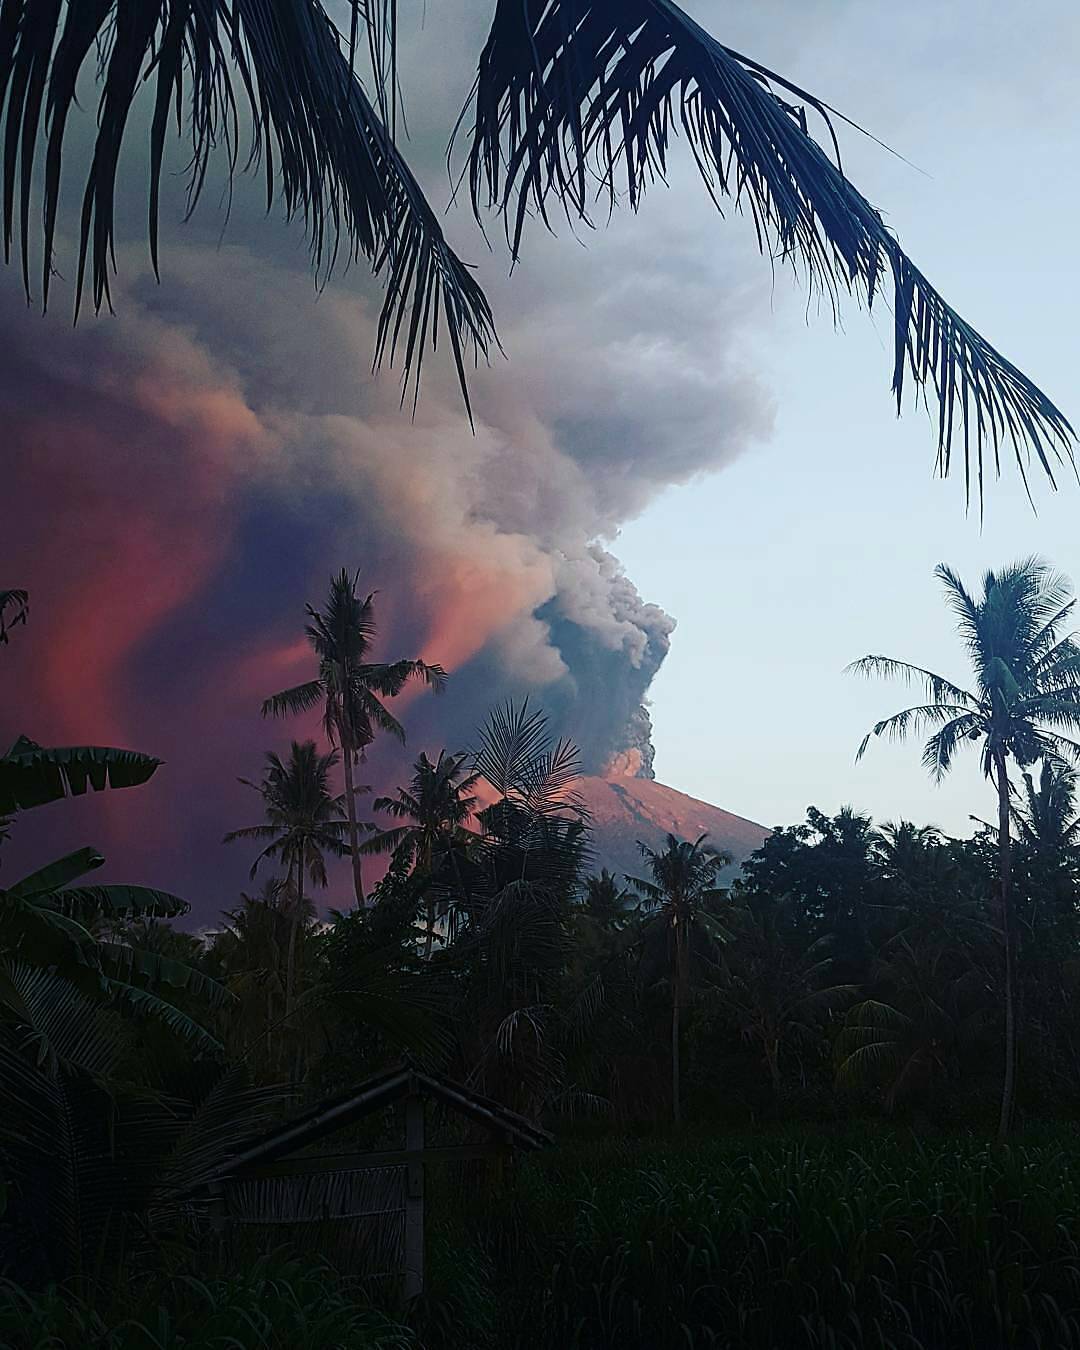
[
  {"left": 672, "top": 915, "right": 686, "bottom": 1129},
  {"left": 423, "top": 892, "right": 436, "bottom": 961},
  {"left": 286, "top": 861, "right": 303, "bottom": 1022},
  {"left": 342, "top": 749, "right": 365, "bottom": 907},
  {"left": 671, "top": 989, "right": 681, "bottom": 1130},
  {"left": 422, "top": 839, "right": 435, "bottom": 961},
  {"left": 995, "top": 747, "right": 1017, "bottom": 1145}
]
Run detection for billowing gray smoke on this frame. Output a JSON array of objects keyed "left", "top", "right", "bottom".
[
  {"left": 537, "top": 548, "right": 674, "bottom": 778},
  {"left": 2, "top": 7, "right": 773, "bottom": 914}
]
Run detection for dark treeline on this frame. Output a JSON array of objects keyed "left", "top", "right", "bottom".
[{"left": 6, "top": 562, "right": 1080, "bottom": 1348}]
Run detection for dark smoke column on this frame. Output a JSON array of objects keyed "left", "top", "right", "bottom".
[{"left": 536, "top": 547, "right": 674, "bottom": 780}]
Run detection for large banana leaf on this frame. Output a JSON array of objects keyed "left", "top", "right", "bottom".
[
  {"left": 99, "top": 943, "right": 233, "bottom": 1009},
  {"left": 8, "top": 847, "right": 105, "bottom": 897},
  {"left": 47, "top": 885, "right": 190, "bottom": 922},
  {"left": 0, "top": 889, "right": 98, "bottom": 967},
  {"left": 0, "top": 738, "right": 162, "bottom": 814}
]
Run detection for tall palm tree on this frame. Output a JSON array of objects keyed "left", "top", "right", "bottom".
[
  {"left": 851, "top": 558, "right": 1080, "bottom": 1141},
  {"left": 0, "top": 7, "right": 1071, "bottom": 482},
  {"left": 361, "top": 749, "right": 479, "bottom": 958},
  {"left": 223, "top": 740, "right": 349, "bottom": 1014},
  {"left": 262, "top": 571, "right": 446, "bottom": 906},
  {"left": 627, "top": 834, "right": 732, "bottom": 1127}
]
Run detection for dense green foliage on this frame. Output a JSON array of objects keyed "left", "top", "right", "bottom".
[{"left": 7, "top": 565, "right": 1080, "bottom": 1343}]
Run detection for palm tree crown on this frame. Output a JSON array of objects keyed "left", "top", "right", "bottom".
[
  {"left": 363, "top": 749, "right": 480, "bottom": 958},
  {"left": 851, "top": 559, "right": 1080, "bottom": 780},
  {"left": 1013, "top": 758, "right": 1080, "bottom": 858},
  {"left": 363, "top": 750, "right": 479, "bottom": 873},
  {"left": 262, "top": 570, "right": 446, "bottom": 905},
  {"left": 224, "top": 740, "right": 349, "bottom": 1013},
  {"left": 224, "top": 741, "right": 350, "bottom": 891}
]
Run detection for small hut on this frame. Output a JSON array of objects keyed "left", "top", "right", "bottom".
[{"left": 196, "top": 1063, "right": 552, "bottom": 1297}]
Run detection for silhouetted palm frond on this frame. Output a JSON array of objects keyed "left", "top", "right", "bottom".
[
  {"left": 0, "top": 0, "right": 494, "bottom": 411},
  {"left": 462, "top": 0, "right": 1073, "bottom": 495},
  {"left": 0, "top": 589, "right": 28, "bottom": 644}
]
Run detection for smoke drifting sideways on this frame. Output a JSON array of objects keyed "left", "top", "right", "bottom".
[{"left": 2, "top": 138, "right": 772, "bottom": 921}]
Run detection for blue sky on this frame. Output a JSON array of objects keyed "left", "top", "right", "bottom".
[{"left": 614, "top": 0, "right": 1080, "bottom": 834}]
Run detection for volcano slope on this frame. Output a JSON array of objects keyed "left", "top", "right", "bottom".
[{"left": 574, "top": 774, "right": 769, "bottom": 885}]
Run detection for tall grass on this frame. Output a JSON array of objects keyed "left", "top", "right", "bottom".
[
  {"left": 438, "top": 1128, "right": 1080, "bottom": 1349},
  {"left": 10, "top": 1132, "right": 1080, "bottom": 1348},
  {"left": 0, "top": 1254, "right": 415, "bottom": 1350}
]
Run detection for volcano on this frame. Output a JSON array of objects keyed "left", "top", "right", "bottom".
[{"left": 575, "top": 773, "right": 770, "bottom": 884}]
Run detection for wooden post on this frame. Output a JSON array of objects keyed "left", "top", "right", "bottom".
[{"left": 404, "top": 1093, "right": 425, "bottom": 1299}]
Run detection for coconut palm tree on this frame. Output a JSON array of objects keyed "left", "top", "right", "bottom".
[
  {"left": 582, "top": 869, "right": 632, "bottom": 929},
  {"left": 836, "top": 936, "right": 995, "bottom": 1115},
  {"left": 362, "top": 749, "right": 479, "bottom": 958},
  {"left": 0, "top": 7, "right": 1071, "bottom": 481},
  {"left": 974, "top": 758, "right": 1080, "bottom": 944},
  {"left": 224, "top": 740, "right": 350, "bottom": 1014},
  {"left": 715, "top": 901, "right": 854, "bottom": 1100},
  {"left": 851, "top": 558, "right": 1080, "bottom": 1141},
  {"left": 262, "top": 571, "right": 446, "bottom": 906},
  {"left": 626, "top": 834, "right": 732, "bottom": 1127},
  {"left": 1013, "top": 759, "right": 1080, "bottom": 859}
]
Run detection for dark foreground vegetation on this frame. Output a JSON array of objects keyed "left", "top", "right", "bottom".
[
  {"left": 5, "top": 558, "right": 1080, "bottom": 1348},
  {"left": 10, "top": 1131, "right": 1080, "bottom": 1349}
]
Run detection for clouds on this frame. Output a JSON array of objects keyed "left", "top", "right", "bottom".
[{"left": 3, "top": 13, "right": 776, "bottom": 917}]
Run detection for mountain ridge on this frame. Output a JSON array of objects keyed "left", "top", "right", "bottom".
[{"left": 575, "top": 774, "right": 770, "bottom": 883}]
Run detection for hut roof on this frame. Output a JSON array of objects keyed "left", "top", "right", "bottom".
[{"left": 204, "top": 1063, "right": 552, "bottom": 1183}]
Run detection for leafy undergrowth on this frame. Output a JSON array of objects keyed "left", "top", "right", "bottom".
[
  {"left": 0, "top": 1254, "right": 415, "bottom": 1350},
  {"left": 11, "top": 1131, "right": 1080, "bottom": 1349},
  {"left": 426, "top": 1127, "right": 1080, "bottom": 1349}
]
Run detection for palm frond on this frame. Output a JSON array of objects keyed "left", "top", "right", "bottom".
[
  {"left": 854, "top": 704, "right": 979, "bottom": 762},
  {"left": 847, "top": 656, "right": 976, "bottom": 708},
  {"left": 0, "top": 0, "right": 495, "bottom": 412},
  {"left": 0, "top": 589, "right": 28, "bottom": 644},
  {"left": 462, "top": 0, "right": 1073, "bottom": 493},
  {"left": 0, "top": 739, "right": 161, "bottom": 814},
  {"left": 105, "top": 980, "right": 222, "bottom": 1054},
  {"left": 475, "top": 699, "right": 553, "bottom": 799},
  {"left": 261, "top": 680, "right": 325, "bottom": 721},
  {"left": 919, "top": 714, "right": 984, "bottom": 783},
  {"left": 0, "top": 961, "right": 129, "bottom": 1078}
]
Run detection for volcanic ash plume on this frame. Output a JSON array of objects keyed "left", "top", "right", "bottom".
[{"left": 3, "top": 155, "right": 772, "bottom": 913}]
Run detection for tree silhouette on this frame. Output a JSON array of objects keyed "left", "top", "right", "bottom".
[
  {"left": 262, "top": 571, "right": 445, "bottom": 905},
  {"left": 362, "top": 749, "right": 479, "bottom": 959},
  {"left": 852, "top": 559, "right": 1080, "bottom": 1141},
  {"left": 627, "top": 833, "right": 732, "bottom": 1127},
  {"left": 224, "top": 740, "right": 349, "bottom": 1014}
]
